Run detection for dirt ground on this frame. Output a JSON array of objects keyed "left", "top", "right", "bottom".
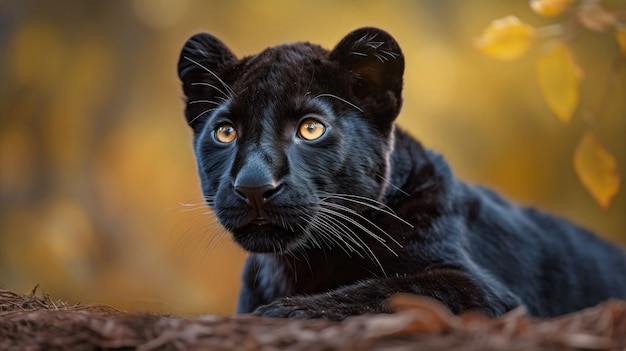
[{"left": 1, "top": 286, "right": 625, "bottom": 351}]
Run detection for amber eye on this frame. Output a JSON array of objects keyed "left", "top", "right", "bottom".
[
  {"left": 298, "top": 119, "right": 326, "bottom": 141},
  {"left": 214, "top": 124, "right": 237, "bottom": 143}
]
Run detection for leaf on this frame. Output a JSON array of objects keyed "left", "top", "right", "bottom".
[
  {"left": 573, "top": 131, "right": 620, "bottom": 209},
  {"left": 577, "top": 3, "right": 618, "bottom": 32},
  {"left": 536, "top": 42, "right": 580, "bottom": 123},
  {"left": 385, "top": 293, "right": 457, "bottom": 334},
  {"left": 530, "top": 0, "right": 574, "bottom": 17},
  {"left": 616, "top": 25, "right": 626, "bottom": 57},
  {"left": 475, "top": 16, "right": 536, "bottom": 61}
]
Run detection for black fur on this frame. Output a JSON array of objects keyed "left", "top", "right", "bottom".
[{"left": 177, "top": 27, "right": 626, "bottom": 320}]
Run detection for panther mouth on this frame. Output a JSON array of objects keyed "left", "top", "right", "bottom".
[
  {"left": 251, "top": 217, "right": 271, "bottom": 226},
  {"left": 231, "top": 220, "right": 307, "bottom": 254}
]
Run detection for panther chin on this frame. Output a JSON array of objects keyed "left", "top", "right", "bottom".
[{"left": 231, "top": 223, "right": 307, "bottom": 254}]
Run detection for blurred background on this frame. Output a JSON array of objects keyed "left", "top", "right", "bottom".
[{"left": 0, "top": 0, "right": 624, "bottom": 316}]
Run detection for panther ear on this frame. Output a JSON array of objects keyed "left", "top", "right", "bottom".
[
  {"left": 177, "top": 32, "right": 237, "bottom": 86},
  {"left": 178, "top": 33, "right": 237, "bottom": 127},
  {"left": 330, "top": 27, "right": 404, "bottom": 106}
]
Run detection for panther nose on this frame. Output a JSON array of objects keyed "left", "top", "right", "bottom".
[{"left": 234, "top": 184, "right": 282, "bottom": 212}]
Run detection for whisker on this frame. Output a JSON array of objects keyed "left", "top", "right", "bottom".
[
  {"left": 326, "top": 193, "right": 395, "bottom": 211},
  {"left": 184, "top": 56, "right": 235, "bottom": 98},
  {"left": 314, "top": 93, "right": 364, "bottom": 113},
  {"left": 381, "top": 49, "right": 400, "bottom": 59},
  {"left": 373, "top": 53, "right": 387, "bottom": 63},
  {"left": 304, "top": 214, "right": 338, "bottom": 249},
  {"left": 296, "top": 221, "right": 321, "bottom": 250},
  {"left": 173, "top": 204, "right": 211, "bottom": 213},
  {"left": 173, "top": 216, "right": 226, "bottom": 261},
  {"left": 190, "top": 82, "right": 231, "bottom": 102},
  {"left": 350, "top": 51, "right": 368, "bottom": 57},
  {"left": 188, "top": 99, "right": 221, "bottom": 106},
  {"left": 377, "top": 174, "right": 410, "bottom": 197},
  {"left": 318, "top": 206, "right": 399, "bottom": 257},
  {"left": 189, "top": 86, "right": 230, "bottom": 108},
  {"left": 189, "top": 108, "right": 218, "bottom": 125},
  {"left": 306, "top": 213, "right": 357, "bottom": 257},
  {"left": 315, "top": 209, "right": 387, "bottom": 275},
  {"left": 203, "top": 229, "right": 229, "bottom": 255},
  {"left": 312, "top": 212, "right": 367, "bottom": 257},
  {"left": 320, "top": 193, "right": 413, "bottom": 228},
  {"left": 366, "top": 41, "right": 384, "bottom": 50},
  {"left": 331, "top": 203, "right": 401, "bottom": 247}
]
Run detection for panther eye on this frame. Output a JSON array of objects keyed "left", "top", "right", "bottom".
[
  {"left": 214, "top": 123, "right": 237, "bottom": 143},
  {"left": 298, "top": 119, "right": 326, "bottom": 141}
]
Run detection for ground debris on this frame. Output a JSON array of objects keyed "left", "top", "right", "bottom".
[{"left": 1, "top": 287, "right": 625, "bottom": 351}]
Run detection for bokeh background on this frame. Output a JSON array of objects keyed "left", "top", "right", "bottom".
[{"left": 1, "top": 0, "right": 624, "bottom": 316}]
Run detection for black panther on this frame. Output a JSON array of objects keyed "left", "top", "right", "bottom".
[{"left": 177, "top": 27, "right": 626, "bottom": 320}]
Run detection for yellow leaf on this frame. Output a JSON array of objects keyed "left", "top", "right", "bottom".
[
  {"left": 536, "top": 43, "right": 580, "bottom": 123},
  {"left": 530, "top": 0, "right": 574, "bottom": 17},
  {"left": 475, "top": 16, "right": 536, "bottom": 61},
  {"left": 573, "top": 131, "right": 620, "bottom": 209},
  {"left": 616, "top": 25, "right": 626, "bottom": 57}
]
